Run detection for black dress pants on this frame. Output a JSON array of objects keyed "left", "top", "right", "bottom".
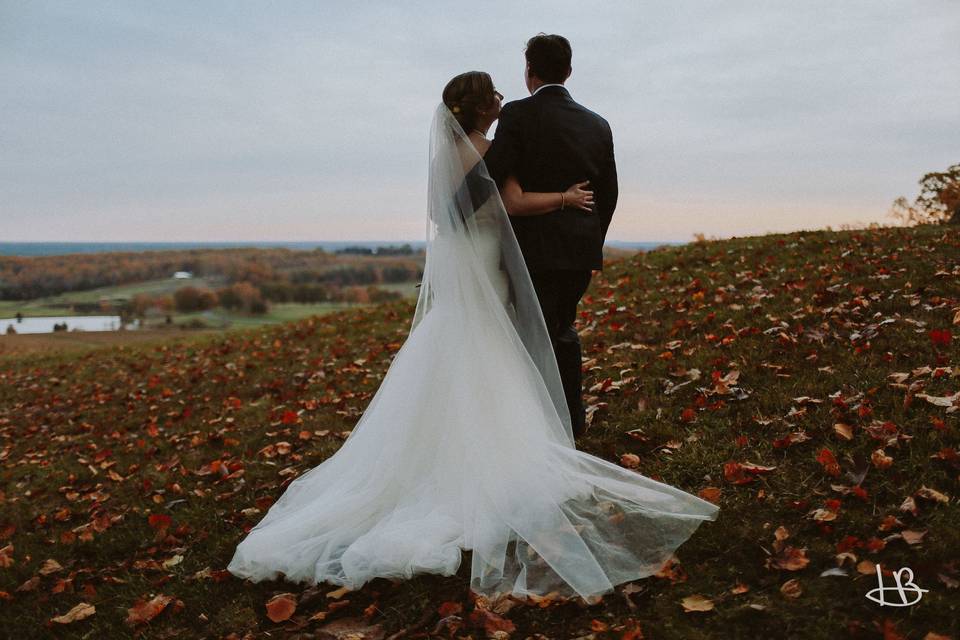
[{"left": 528, "top": 269, "right": 593, "bottom": 438}]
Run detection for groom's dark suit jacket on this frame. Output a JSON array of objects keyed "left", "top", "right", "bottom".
[{"left": 484, "top": 85, "right": 618, "bottom": 272}]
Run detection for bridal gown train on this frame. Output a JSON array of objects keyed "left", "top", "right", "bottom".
[{"left": 227, "top": 107, "right": 719, "bottom": 602}]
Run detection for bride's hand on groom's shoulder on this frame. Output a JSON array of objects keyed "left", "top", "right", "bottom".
[{"left": 564, "top": 181, "right": 594, "bottom": 212}]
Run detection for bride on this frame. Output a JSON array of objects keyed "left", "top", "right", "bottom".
[{"left": 227, "top": 72, "right": 720, "bottom": 603}]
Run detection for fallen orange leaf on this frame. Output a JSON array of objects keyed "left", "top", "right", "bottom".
[{"left": 265, "top": 592, "right": 298, "bottom": 623}]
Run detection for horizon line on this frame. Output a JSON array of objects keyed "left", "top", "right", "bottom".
[{"left": 0, "top": 239, "right": 689, "bottom": 244}]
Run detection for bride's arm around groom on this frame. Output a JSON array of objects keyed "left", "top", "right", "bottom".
[{"left": 484, "top": 77, "right": 618, "bottom": 271}]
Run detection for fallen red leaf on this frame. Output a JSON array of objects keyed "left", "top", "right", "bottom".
[
  {"left": 438, "top": 601, "right": 463, "bottom": 617},
  {"left": 816, "top": 448, "right": 841, "bottom": 477},
  {"left": 929, "top": 328, "right": 952, "bottom": 347}
]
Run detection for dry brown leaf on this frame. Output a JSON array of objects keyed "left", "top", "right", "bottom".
[
  {"left": 125, "top": 594, "right": 174, "bottom": 627},
  {"left": 916, "top": 486, "right": 950, "bottom": 504},
  {"left": 17, "top": 576, "right": 40, "bottom": 592},
  {"left": 315, "top": 616, "right": 386, "bottom": 640},
  {"left": 489, "top": 593, "right": 520, "bottom": 615},
  {"left": 835, "top": 551, "right": 858, "bottom": 567},
  {"left": 768, "top": 546, "right": 810, "bottom": 571},
  {"left": 0, "top": 543, "right": 14, "bottom": 568},
  {"left": 50, "top": 602, "right": 95, "bottom": 624},
  {"left": 740, "top": 461, "right": 777, "bottom": 473},
  {"left": 680, "top": 594, "right": 715, "bottom": 612},
  {"left": 654, "top": 557, "right": 688, "bottom": 584},
  {"left": 810, "top": 508, "right": 837, "bottom": 522},
  {"left": 901, "top": 530, "right": 928, "bottom": 545},
  {"left": 780, "top": 578, "right": 802, "bottom": 599},
  {"left": 937, "top": 572, "right": 959, "bottom": 589},
  {"left": 900, "top": 495, "right": 918, "bottom": 515},
  {"left": 468, "top": 608, "right": 516, "bottom": 636},
  {"left": 39, "top": 558, "right": 63, "bottom": 575},
  {"left": 162, "top": 554, "right": 183, "bottom": 569},
  {"left": 326, "top": 585, "right": 351, "bottom": 599},
  {"left": 833, "top": 423, "right": 854, "bottom": 440},
  {"left": 916, "top": 390, "right": 960, "bottom": 408},
  {"left": 51, "top": 577, "right": 73, "bottom": 594},
  {"left": 871, "top": 449, "right": 894, "bottom": 469},
  {"left": 525, "top": 591, "right": 563, "bottom": 607},
  {"left": 856, "top": 560, "right": 876, "bottom": 575}
]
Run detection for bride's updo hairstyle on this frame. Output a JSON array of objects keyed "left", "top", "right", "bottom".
[{"left": 442, "top": 71, "right": 496, "bottom": 133}]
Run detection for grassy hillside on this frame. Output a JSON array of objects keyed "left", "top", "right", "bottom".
[{"left": 0, "top": 223, "right": 957, "bottom": 639}]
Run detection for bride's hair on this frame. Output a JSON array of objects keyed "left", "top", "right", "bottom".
[{"left": 442, "top": 71, "right": 496, "bottom": 132}]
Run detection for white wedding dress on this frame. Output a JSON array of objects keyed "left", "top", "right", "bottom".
[{"left": 226, "top": 105, "right": 719, "bottom": 602}]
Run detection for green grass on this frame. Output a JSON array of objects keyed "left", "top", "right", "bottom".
[
  {"left": 0, "top": 273, "right": 417, "bottom": 332},
  {"left": 155, "top": 302, "right": 366, "bottom": 328},
  {"left": 0, "top": 277, "right": 227, "bottom": 317},
  {"left": 0, "top": 223, "right": 957, "bottom": 639},
  {"left": 375, "top": 281, "right": 421, "bottom": 299}
]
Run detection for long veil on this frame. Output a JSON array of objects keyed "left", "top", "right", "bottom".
[
  {"left": 226, "top": 103, "right": 719, "bottom": 605},
  {"left": 411, "top": 104, "right": 575, "bottom": 448}
]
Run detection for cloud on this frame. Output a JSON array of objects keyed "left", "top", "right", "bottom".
[{"left": 1, "top": 0, "right": 958, "bottom": 242}]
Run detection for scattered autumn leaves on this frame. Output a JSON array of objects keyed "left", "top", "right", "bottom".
[{"left": 0, "top": 224, "right": 956, "bottom": 638}]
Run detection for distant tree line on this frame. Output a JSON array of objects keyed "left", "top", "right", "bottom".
[
  {"left": 120, "top": 280, "right": 408, "bottom": 317},
  {"left": 335, "top": 244, "right": 417, "bottom": 256},
  {"left": 0, "top": 246, "right": 424, "bottom": 301}
]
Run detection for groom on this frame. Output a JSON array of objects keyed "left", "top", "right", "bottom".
[{"left": 485, "top": 33, "right": 618, "bottom": 439}]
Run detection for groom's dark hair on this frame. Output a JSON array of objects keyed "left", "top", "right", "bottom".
[{"left": 525, "top": 34, "right": 572, "bottom": 84}]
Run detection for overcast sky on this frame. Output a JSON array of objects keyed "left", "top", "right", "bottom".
[{"left": 2, "top": 1, "right": 958, "bottom": 243}]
